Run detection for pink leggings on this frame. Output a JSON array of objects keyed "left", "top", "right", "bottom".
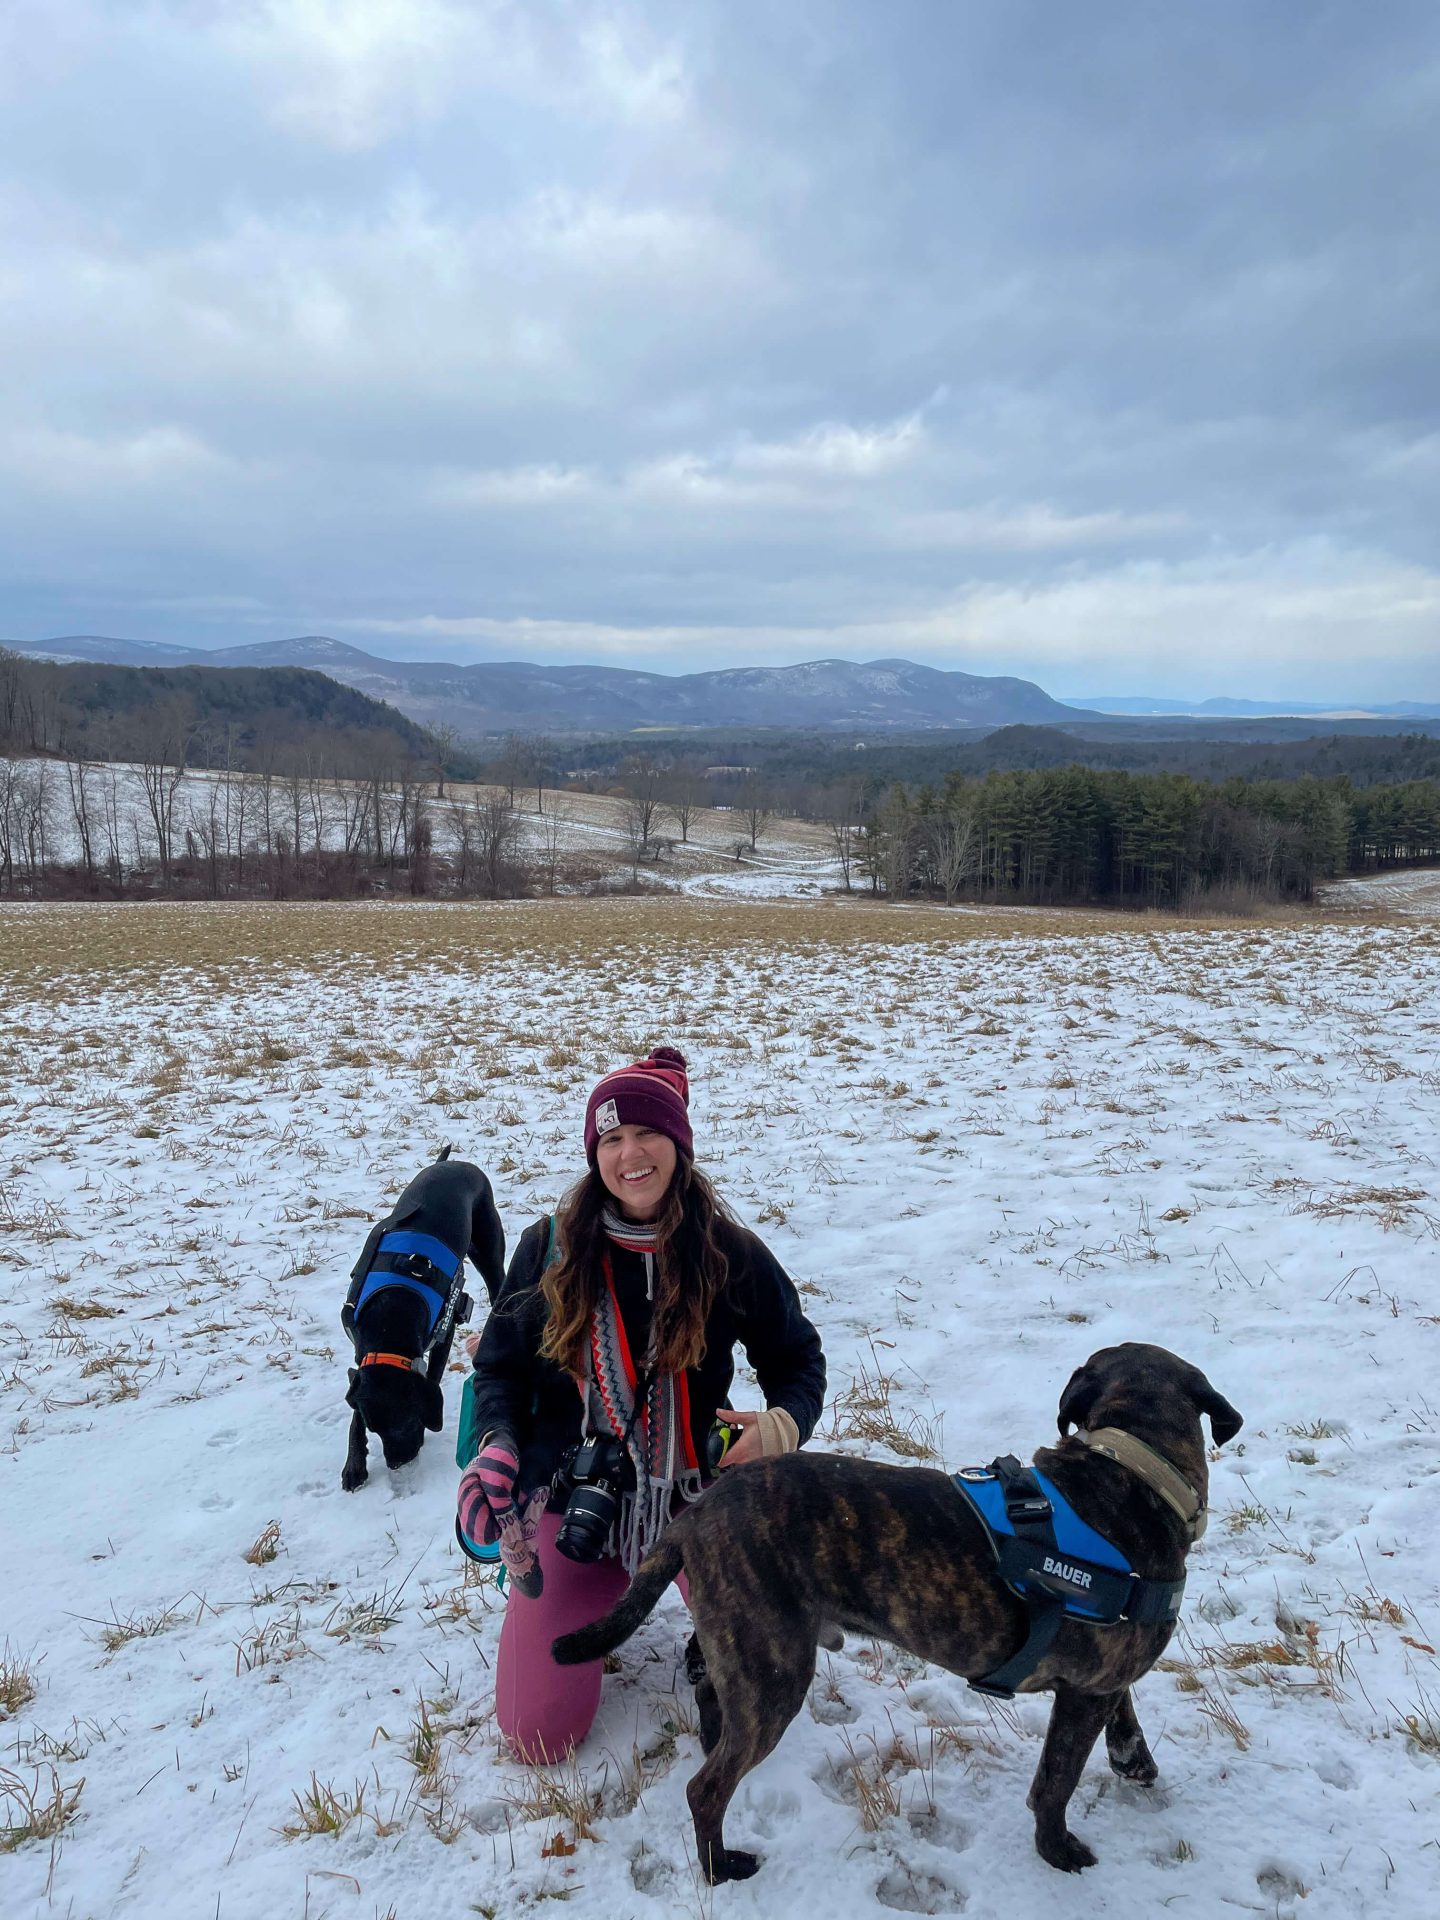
[{"left": 495, "top": 1511, "right": 689, "bottom": 1761}]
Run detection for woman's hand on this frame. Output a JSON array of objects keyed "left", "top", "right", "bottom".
[
  {"left": 714, "top": 1406, "right": 799, "bottom": 1468},
  {"left": 456, "top": 1435, "right": 545, "bottom": 1597},
  {"left": 457, "top": 1436, "right": 520, "bottom": 1544}
]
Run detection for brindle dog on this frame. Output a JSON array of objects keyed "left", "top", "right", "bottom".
[{"left": 553, "top": 1343, "right": 1242, "bottom": 1883}]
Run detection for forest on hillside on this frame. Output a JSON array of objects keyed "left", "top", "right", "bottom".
[{"left": 2, "top": 648, "right": 1438, "bottom": 906}]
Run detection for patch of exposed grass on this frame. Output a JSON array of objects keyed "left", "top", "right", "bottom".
[
  {"left": 242, "top": 1520, "right": 282, "bottom": 1567},
  {"left": 0, "top": 1765, "right": 83, "bottom": 1853},
  {"left": 827, "top": 1342, "right": 942, "bottom": 1462},
  {"left": 0, "top": 1643, "right": 40, "bottom": 1719}
]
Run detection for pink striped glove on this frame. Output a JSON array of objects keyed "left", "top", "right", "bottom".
[
  {"left": 457, "top": 1438, "right": 520, "bottom": 1546},
  {"left": 457, "top": 1438, "right": 546, "bottom": 1598}
]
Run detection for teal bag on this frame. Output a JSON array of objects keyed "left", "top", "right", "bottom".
[{"left": 455, "top": 1214, "right": 556, "bottom": 1468}]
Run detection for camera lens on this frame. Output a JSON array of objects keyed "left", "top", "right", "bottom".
[{"left": 554, "top": 1482, "right": 618, "bottom": 1563}]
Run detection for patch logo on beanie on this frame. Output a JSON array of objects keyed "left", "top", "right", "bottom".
[{"left": 593, "top": 1097, "right": 620, "bottom": 1136}]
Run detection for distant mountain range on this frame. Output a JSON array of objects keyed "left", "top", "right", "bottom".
[
  {"left": 1068, "top": 693, "right": 1440, "bottom": 718},
  {"left": 8, "top": 634, "right": 1439, "bottom": 734},
  {"left": 5, "top": 635, "right": 1089, "bottom": 734}
]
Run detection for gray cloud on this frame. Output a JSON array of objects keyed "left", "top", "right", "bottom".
[{"left": 3, "top": 0, "right": 1439, "bottom": 697}]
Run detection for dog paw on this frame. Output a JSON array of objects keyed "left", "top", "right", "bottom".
[
  {"left": 703, "top": 1846, "right": 760, "bottom": 1884},
  {"left": 340, "top": 1464, "right": 368, "bottom": 1492},
  {"left": 1107, "top": 1733, "right": 1158, "bottom": 1786},
  {"left": 207, "top": 1428, "right": 240, "bottom": 1449},
  {"left": 876, "top": 1863, "right": 967, "bottom": 1913},
  {"left": 1035, "top": 1827, "right": 1096, "bottom": 1873}
]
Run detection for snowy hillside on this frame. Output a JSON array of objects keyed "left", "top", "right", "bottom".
[{"left": 1, "top": 897, "right": 1438, "bottom": 1919}]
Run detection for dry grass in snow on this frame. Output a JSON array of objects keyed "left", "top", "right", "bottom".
[{"left": 0, "top": 893, "right": 1438, "bottom": 1919}]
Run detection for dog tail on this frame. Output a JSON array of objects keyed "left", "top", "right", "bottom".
[{"left": 551, "top": 1537, "right": 684, "bottom": 1666}]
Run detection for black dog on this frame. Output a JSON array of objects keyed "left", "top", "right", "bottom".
[
  {"left": 340, "top": 1150, "right": 505, "bottom": 1491},
  {"left": 554, "top": 1343, "right": 1242, "bottom": 1882}
]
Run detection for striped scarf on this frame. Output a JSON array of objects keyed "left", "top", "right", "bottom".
[{"left": 585, "top": 1209, "right": 704, "bottom": 1573}]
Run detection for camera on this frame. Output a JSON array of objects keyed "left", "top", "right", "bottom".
[
  {"left": 551, "top": 1434, "right": 635, "bottom": 1563},
  {"left": 705, "top": 1418, "right": 741, "bottom": 1473}
]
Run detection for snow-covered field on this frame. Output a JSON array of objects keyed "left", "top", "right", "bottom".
[
  {"left": 2, "top": 896, "right": 1438, "bottom": 1920},
  {"left": 1322, "top": 867, "right": 1440, "bottom": 917}
]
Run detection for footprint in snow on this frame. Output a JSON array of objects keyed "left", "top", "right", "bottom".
[
  {"left": 630, "top": 1845, "right": 681, "bottom": 1897},
  {"left": 906, "top": 1802, "right": 973, "bottom": 1853},
  {"left": 875, "top": 1862, "right": 967, "bottom": 1913},
  {"left": 736, "top": 1779, "right": 802, "bottom": 1837},
  {"left": 296, "top": 1478, "right": 331, "bottom": 1498},
  {"left": 207, "top": 1429, "right": 240, "bottom": 1449},
  {"left": 200, "top": 1492, "right": 233, "bottom": 1513}
]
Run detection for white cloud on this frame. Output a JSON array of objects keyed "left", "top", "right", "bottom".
[
  {"left": 0, "top": 422, "right": 234, "bottom": 495},
  {"left": 432, "top": 463, "right": 596, "bottom": 508},
  {"left": 223, "top": 0, "right": 471, "bottom": 151},
  {"left": 935, "top": 545, "right": 1440, "bottom": 689},
  {"left": 218, "top": 0, "right": 689, "bottom": 151},
  {"left": 731, "top": 414, "right": 928, "bottom": 480},
  {"left": 889, "top": 504, "right": 1187, "bottom": 552},
  {"left": 331, "top": 541, "right": 1440, "bottom": 699}
]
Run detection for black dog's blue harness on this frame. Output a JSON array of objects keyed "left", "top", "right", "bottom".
[
  {"left": 952, "top": 1455, "right": 1187, "bottom": 1698},
  {"left": 344, "top": 1231, "right": 470, "bottom": 1357}
]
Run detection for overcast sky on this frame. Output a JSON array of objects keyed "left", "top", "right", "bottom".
[{"left": 3, "top": 1, "right": 1439, "bottom": 699}]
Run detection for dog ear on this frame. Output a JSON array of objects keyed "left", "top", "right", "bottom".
[
  {"left": 1057, "top": 1361, "right": 1100, "bottom": 1434},
  {"left": 1189, "top": 1370, "right": 1243, "bottom": 1445},
  {"left": 344, "top": 1367, "right": 360, "bottom": 1411},
  {"left": 421, "top": 1377, "right": 445, "bottom": 1433}
]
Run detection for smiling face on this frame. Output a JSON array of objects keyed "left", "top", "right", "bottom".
[{"left": 595, "top": 1123, "right": 679, "bottom": 1220}]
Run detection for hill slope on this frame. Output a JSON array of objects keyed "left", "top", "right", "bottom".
[{"left": 8, "top": 637, "right": 1088, "bottom": 734}]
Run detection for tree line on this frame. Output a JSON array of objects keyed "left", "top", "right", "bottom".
[
  {"left": 830, "top": 767, "right": 1440, "bottom": 908},
  {"left": 3, "top": 642, "right": 1437, "bottom": 906}
]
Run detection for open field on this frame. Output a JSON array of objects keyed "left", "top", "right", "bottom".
[{"left": 2, "top": 894, "right": 1439, "bottom": 1919}]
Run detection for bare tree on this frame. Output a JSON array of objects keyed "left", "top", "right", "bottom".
[
  {"left": 925, "top": 806, "right": 979, "bottom": 907},
  {"left": 526, "top": 734, "right": 555, "bottom": 813},
  {"left": 664, "top": 762, "right": 704, "bottom": 844},
  {"left": 64, "top": 757, "right": 98, "bottom": 889},
  {"left": 472, "top": 787, "right": 521, "bottom": 898},
  {"left": 621, "top": 793, "right": 653, "bottom": 877},
  {"left": 133, "top": 699, "right": 196, "bottom": 881},
  {"left": 97, "top": 762, "right": 124, "bottom": 882},
  {"left": 427, "top": 723, "right": 458, "bottom": 799},
  {"left": 821, "top": 780, "right": 865, "bottom": 892},
  {"left": 495, "top": 733, "right": 528, "bottom": 807},
  {"left": 620, "top": 754, "right": 665, "bottom": 854},
  {"left": 737, "top": 770, "right": 772, "bottom": 852},
  {"left": 537, "top": 794, "right": 569, "bottom": 894}
]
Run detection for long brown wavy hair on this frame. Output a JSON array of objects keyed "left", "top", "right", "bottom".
[{"left": 539, "top": 1158, "right": 736, "bottom": 1380}]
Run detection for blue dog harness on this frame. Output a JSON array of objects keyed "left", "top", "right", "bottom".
[
  {"left": 952, "top": 1455, "right": 1187, "bottom": 1698},
  {"left": 344, "top": 1230, "right": 471, "bottom": 1361}
]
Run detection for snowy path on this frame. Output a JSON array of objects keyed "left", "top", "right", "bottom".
[{"left": 1, "top": 899, "right": 1438, "bottom": 1920}]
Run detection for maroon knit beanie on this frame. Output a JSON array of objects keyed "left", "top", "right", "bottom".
[{"left": 584, "top": 1045, "right": 693, "bottom": 1163}]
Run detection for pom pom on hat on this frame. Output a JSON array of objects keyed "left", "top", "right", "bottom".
[{"left": 584, "top": 1045, "right": 693, "bottom": 1162}]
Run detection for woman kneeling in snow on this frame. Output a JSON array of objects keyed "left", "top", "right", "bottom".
[{"left": 458, "top": 1046, "right": 826, "bottom": 1761}]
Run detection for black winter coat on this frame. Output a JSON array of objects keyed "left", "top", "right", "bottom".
[{"left": 470, "top": 1215, "right": 827, "bottom": 1493}]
